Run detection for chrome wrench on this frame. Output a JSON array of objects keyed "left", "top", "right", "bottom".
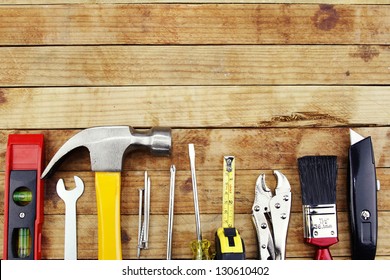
[{"left": 56, "top": 176, "right": 84, "bottom": 260}]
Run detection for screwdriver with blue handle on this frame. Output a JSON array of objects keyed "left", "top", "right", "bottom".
[{"left": 215, "top": 156, "right": 245, "bottom": 260}]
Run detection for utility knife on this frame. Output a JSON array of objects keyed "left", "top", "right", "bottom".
[{"left": 348, "top": 129, "right": 379, "bottom": 260}]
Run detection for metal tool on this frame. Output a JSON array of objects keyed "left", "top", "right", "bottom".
[
  {"left": 41, "top": 126, "right": 172, "bottom": 260},
  {"left": 137, "top": 171, "right": 151, "bottom": 258},
  {"left": 215, "top": 156, "right": 245, "bottom": 260},
  {"left": 348, "top": 129, "right": 379, "bottom": 259},
  {"left": 252, "top": 170, "right": 291, "bottom": 260},
  {"left": 167, "top": 165, "right": 176, "bottom": 260},
  {"left": 56, "top": 176, "right": 84, "bottom": 260},
  {"left": 188, "top": 144, "right": 211, "bottom": 260},
  {"left": 143, "top": 171, "right": 150, "bottom": 249},
  {"left": 137, "top": 188, "right": 143, "bottom": 258},
  {"left": 3, "top": 134, "right": 44, "bottom": 260}
]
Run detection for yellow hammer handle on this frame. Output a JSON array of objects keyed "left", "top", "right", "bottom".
[{"left": 95, "top": 172, "right": 122, "bottom": 260}]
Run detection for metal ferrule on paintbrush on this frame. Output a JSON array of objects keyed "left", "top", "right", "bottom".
[
  {"left": 303, "top": 204, "right": 338, "bottom": 254},
  {"left": 298, "top": 155, "right": 339, "bottom": 260}
]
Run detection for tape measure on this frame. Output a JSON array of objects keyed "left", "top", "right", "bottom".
[
  {"left": 215, "top": 156, "right": 245, "bottom": 260},
  {"left": 222, "top": 156, "right": 235, "bottom": 228}
]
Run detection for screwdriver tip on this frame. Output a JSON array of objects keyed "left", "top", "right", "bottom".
[{"left": 189, "top": 144, "right": 195, "bottom": 161}]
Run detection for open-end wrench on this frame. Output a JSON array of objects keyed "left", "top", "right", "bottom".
[{"left": 56, "top": 176, "right": 84, "bottom": 260}]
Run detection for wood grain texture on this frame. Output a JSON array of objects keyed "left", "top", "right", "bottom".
[
  {"left": 0, "top": 1, "right": 389, "bottom": 261},
  {"left": 0, "top": 127, "right": 389, "bottom": 259},
  {"left": 1, "top": 167, "right": 389, "bottom": 216},
  {"left": 0, "top": 4, "right": 389, "bottom": 45},
  {"left": 0, "top": 212, "right": 389, "bottom": 259},
  {"left": 2, "top": 127, "right": 390, "bottom": 170},
  {"left": 0, "top": 86, "right": 389, "bottom": 129},
  {"left": 1, "top": 45, "right": 389, "bottom": 87},
  {"left": 1, "top": 1, "right": 390, "bottom": 5}
]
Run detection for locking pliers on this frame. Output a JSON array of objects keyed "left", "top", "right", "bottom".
[{"left": 252, "top": 170, "right": 292, "bottom": 260}]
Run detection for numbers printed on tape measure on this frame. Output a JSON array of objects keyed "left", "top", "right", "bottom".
[{"left": 222, "top": 156, "right": 235, "bottom": 228}]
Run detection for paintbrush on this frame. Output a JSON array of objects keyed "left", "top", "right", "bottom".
[{"left": 298, "top": 156, "right": 338, "bottom": 260}]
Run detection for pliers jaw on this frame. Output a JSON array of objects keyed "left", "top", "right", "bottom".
[
  {"left": 252, "top": 174, "right": 275, "bottom": 260},
  {"left": 251, "top": 170, "right": 292, "bottom": 260},
  {"left": 254, "top": 174, "right": 273, "bottom": 213}
]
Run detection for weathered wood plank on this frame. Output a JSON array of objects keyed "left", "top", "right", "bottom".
[
  {"left": 0, "top": 45, "right": 389, "bottom": 87},
  {"left": 1, "top": 212, "right": 389, "bottom": 259},
  {"left": 0, "top": 4, "right": 389, "bottom": 45},
  {"left": 1, "top": 128, "right": 389, "bottom": 172},
  {"left": 1, "top": 1, "right": 389, "bottom": 6},
  {"left": 1, "top": 86, "right": 389, "bottom": 129},
  {"left": 2, "top": 167, "right": 389, "bottom": 215},
  {"left": 2, "top": 127, "right": 387, "bottom": 263},
  {"left": 0, "top": 0, "right": 389, "bottom": 263}
]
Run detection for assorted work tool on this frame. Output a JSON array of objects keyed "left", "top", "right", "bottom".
[
  {"left": 1, "top": 128, "right": 382, "bottom": 260},
  {"left": 298, "top": 156, "right": 338, "bottom": 260},
  {"left": 166, "top": 165, "right": 176, "bottom": 260},
  {"left": 137, "top": 171, "right": 151, "bottom": 258},
  {"left": 3, "top": 134, "right": 44, "bottom": 260},
  {"left": 251, "top": 170, "right": 291, "bottom": 260},
  {"left": 215, "top": 156, "right": 245, "bottom": 260},
  {"left": 41, "top": 126, "right": 172, "bottom": 260},
  {"left": 56, "top": 176, "right": 84, "bottom": 260},
  {"left": 188, "top": 144, "right": 211, "bottom": 260},
  {"left": 348, "top": 129, "right": 379, "bottom": 260}
]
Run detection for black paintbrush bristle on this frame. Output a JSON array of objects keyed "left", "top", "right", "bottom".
[{"left": 298, "top": 156, "right": 338, "bottom": 205}]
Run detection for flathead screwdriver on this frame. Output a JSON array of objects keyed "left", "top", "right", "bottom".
[{"left": 188, "top": 144, "right": 211, "bottom": 260}]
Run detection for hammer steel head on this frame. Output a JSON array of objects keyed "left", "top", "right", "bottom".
[{"left": 41, "top": 126, "right": 172, "bottom": 178}]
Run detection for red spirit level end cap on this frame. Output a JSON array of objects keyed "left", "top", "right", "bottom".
[{"left": 7, "top": 134, "right": 44, "bottom": 170}]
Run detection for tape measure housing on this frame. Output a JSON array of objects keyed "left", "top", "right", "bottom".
[{"left": 215, "top": 227, "right": 245, "bottom": 259}]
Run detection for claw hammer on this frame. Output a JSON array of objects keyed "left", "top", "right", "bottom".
[{"left": 41, "top": 126, "right": 172, "bottom": 260}]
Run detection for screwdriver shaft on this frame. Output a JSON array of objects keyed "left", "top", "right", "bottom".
[
  {"left": 189, "top": 144, "right": 202, "bottom": 242},
  {"left": 137, "top": 188, "right": 143, "bottom": 258},
  {"left": 167, "top": 165, "right": 176, "bottom": 260},
  {"left": 143, "top": 171, "right": 150, "bottom": 249}
]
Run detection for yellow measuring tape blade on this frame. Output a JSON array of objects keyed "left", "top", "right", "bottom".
[{"left": 222, "top": 156, "right": 235, "bottom": 228}]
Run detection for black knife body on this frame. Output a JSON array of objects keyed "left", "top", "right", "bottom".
[{"left": 348, "top": 136, "right": 378, "bottom": 260}]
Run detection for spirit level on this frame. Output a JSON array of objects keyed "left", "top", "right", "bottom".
[
  {"left": 3, "top": 134, "right": 44, "bottom": 260},
  {"left": 215, "top": 156, "right": 245, "bottom": 260}
]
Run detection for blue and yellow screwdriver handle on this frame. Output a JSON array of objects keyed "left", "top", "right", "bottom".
[{"left": 215, "top": 156, "right": 246, "bottom": 260}]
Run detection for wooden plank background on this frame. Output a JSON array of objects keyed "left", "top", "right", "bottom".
[{"left": 0, "top": 1, "right": 389, "bottom": 260}]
